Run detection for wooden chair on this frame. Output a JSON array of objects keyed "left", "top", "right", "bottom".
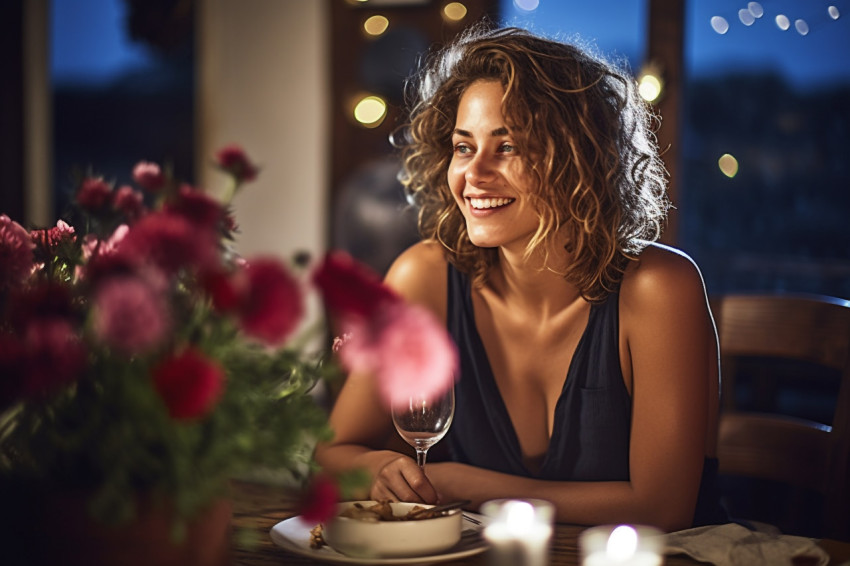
[{"left": 713, "top": 293, "right": 850, "bottom": 541}]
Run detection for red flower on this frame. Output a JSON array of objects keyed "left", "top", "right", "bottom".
[
  {"left": 118, "top": 211, "right": 219, "bottom": 275},
  {"left": 152, "top": 347, "right": 225, "bottom": 421},
  {"left": 113, "top": 185, "right": 146, "bottom": 221},
  {"left": 164, "top": 184, "right": 226, "bottom": 230},
  {"left": 312, "top": 251, "right": 400, "bottom": 320},
  {"left": 76, "top": 177, "right": 113, "bottom": 211},
  {"left": 0, "top": 214, "right": 34, "bottom": 291},
  {"left": 214, "top": 145, "right": 258, "bottom": 183},
  {"left": 20, "top": 318, "right": 87, "bottom": 398},
  {"left": 132, "top": 161, "right": 166, "bottom": 192},
  {"left": 201, "top": 269, "right": 244, "bottom": 313},
  {"left": 238, "top": 258, "right": 303, "bottom": 346},
  {"left": 298, "top": 474, "right": 340, "bottom": 523}
]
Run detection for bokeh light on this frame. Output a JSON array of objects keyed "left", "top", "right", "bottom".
[
  {"left": 795, "top": 19, "right": 810, "bottom": 35},
  {"left": 513, "top": 0, "right": 539, "bottom": 12},
  {"left": 638, "top": 73, "right": 663, "bottom": 102},
  {"left": 363, "top": 15, "right": 389, "bottom": 36},
  {"left": 748, "top": 2, "right": 764, "bottom": 18},
  {"left": 710, "top": 16, "right": 730, "bottom": 34},
  {"left": 775, "top": 14, "right": 791, "bottom": 30},
  {"left": 828, "top": 5, "right": 840, "bottom": 20},
  {"left": 443, "top": 2, "right": 467, "bottom": 22},
  {"left": 739, "top": 9, "right": 755, "bottom": 26},
  {"left": 718, "top": 153, "right": 739, "bottom": 178},
  {"left": 353, "top": 95, "right": 387, "bottom": 128}
]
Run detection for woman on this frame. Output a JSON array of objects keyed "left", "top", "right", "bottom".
[{"left": 315, "top": 26, "right": 726, "bottom": 531}]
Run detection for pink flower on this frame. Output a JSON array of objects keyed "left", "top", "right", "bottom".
[
  {"left": 92, "top": 276, "right": 171, "bottom": 355},
  {"left": 312, "top": 251, "right": 400, "bottom": 320},
  {"left": 30, "top": 220, "right": 76, "bottom": 262},
  {"left": 152, "top": 347, "right": 225, "bottom": 421},
  {"left": 132, "top": 161, "right": 166, "bottom": 192},
  {"left": 76, "top": 177, "right": 113, "bottom": 211},
  {"left": 298, "top": 474, "right": 340, "bottom": 523},
  {"left": 339, "top": 301, "right": 458, "bottom": 409},
  {"left": 238, "top": 258, "right": 303, "bottom": 346},
  {"left": 201, "top": 269, "right": 244, "bottom": 313},
  {"left": 214, "top": 145, "right": 258, "bottom": 183},
  {"left": 0, "top": 215, "right": 34, "bottom": 290},
  {"left": 164, "top": 184, "right": 226, "bottom": 230},
  {"left": 117, "top": 211, "right": 218, "bottom": 275},
  {"left": 113, "top": 185, "right": 146, "bottom": 221}
]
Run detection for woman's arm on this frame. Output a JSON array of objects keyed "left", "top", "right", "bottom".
[
  {"left": 422, "top": 246, "right": 716, "bottom": 532},
  {"left": 314, "top": 242, "right": 449, "bottom": 504}
]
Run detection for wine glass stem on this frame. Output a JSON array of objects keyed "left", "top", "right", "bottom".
[{"left": 415, "top": 448, "right": 428, "bottom": 471}]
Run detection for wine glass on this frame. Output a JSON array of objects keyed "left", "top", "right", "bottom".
[{"left": 391, "top": 388, "right": 455, "bottom": 472}]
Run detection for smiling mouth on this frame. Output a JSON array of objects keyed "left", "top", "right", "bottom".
[{"left": 468, "top": 197, "right": 515, "bottom": 210}]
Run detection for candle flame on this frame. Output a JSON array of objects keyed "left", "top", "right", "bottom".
[{"left": 606, "top": 525, "right": 638, "bottom": 561}]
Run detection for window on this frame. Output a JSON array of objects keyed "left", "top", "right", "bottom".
[
  {"left": 51, "top": 0, "right": 194, "bottom": 218},
  {"left": 680, "top": 1, "right": 850, "bottom": 298}
]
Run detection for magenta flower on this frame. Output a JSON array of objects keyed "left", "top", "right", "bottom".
[
  {"left": 21, "top": 318, "right": 87, "bottom": 398},
  {"left": 113, "top": 185, "right": 146, "bottom": 221},
  {"left": 214, "top": 144, "right": 258, "bottom": 183},
  {"left": 152, "top": 347, "right": 225, "bottom": 421},
  {"left": 93, "top": 276, "right": 171, "bottom": 355},
  {"left": 298, "top": 474, "right": 340, "bottom": 523},
  {"left": 164, "top": 184, "right": 226, "bottom": 230},
  {"left": 76, "top": 177, "right": 113, "bottom": 212},
  {"left": 339, "top": 301, "right": 458, "bottom": 409},
  {"left": 132, "top": 161, "right": 166, "bottom": 192},
  {"left": 238, "top": 258, "right": 304, "bottom": 346},
  {"left": 0, "top": 214, "right": 34, "bottom": 290},
  {"left": 312, "top": 251, "right": 400, "bottom": 320},
  {"left": 117, "top": 211, "right": 218, "bottom": 275}
]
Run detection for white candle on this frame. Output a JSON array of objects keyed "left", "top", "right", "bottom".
[
  {"left": 482, "top": 499, "right": 554, "bottom": 566},
  {"left": 579, "top": 524, "right": 664, "bottom": 566}
]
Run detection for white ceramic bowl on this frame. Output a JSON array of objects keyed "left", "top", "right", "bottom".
[{"left": 322, "top": 500, "right": 463, "bottom": 558}]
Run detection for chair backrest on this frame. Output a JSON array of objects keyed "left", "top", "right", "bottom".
[{"left": 714, "top": 293, "right": 850, "bottom": 541}]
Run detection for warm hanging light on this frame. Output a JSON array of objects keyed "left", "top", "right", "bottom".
[
  {"left": 363, "top": 15, "right": 389, "bottom": 36},
  {"left": 637, "top": 62, "right": 664, "bottom": 103},
  {"left": 443, "top": 2, "right": 467, "bottom": 22},
  {"left": 352, "top": 95, "right": 387, "bottom": 128}
]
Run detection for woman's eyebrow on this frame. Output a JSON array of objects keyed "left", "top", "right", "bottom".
[{"left": 452, "top": 127, "right": 511, "bottom": 137}]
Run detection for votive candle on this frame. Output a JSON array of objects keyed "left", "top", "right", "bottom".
[
  {"left": 579, "top": 524, "right": 664, "bottom": 566},
  {"left": 481, "top": 498, "right": 554, "bottom": 566}
]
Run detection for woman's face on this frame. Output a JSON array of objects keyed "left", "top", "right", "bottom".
[{"left": 448, "top": 80, "right": 540, "bottom": 252}]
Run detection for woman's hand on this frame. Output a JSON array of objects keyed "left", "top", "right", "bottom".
[{"left": 370, "top": 454, "right": 440, "bottom": 504}]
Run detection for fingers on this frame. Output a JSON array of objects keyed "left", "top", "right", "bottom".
[{"left": 370, "top": 456, "right": 439, "bottom": 504}]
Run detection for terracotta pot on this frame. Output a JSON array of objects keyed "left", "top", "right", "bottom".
[{"left": 2, "top": 486, "right": 232, "bottom": 566}]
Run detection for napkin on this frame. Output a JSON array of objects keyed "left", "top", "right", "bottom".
[{"left": 664, "top": 522, "right": 829, "bottom": 566}]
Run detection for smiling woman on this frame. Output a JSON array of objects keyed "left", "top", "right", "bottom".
[{"left": 315, "top": 24, "right": 729, "bottom": 533}]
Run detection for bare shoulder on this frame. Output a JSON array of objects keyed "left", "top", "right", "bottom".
[
  {"left": 383, "top": 240, "right": 448, "bottom": 320},
  {"left": 620, "top": 242, "right": 709, "bottom": 314}
]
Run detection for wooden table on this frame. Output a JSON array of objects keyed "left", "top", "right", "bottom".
[{"left": 231, "top": 480, "right": 850, "bottom": 566}]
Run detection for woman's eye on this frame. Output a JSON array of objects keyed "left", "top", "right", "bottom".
[
  {"left": 499, "top": 143, "right": 516, "bottom": 153},
  {"left": 453, "top": 144, "right": 472, "bottom": 154}
]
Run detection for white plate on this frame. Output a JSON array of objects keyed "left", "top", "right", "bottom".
[{"left": 269, "top": 511, "right": 489, "bottom": 565}]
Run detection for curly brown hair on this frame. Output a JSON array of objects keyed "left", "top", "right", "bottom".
[{"left": 397, "top": 25, "right": 669, "bottom": 302}]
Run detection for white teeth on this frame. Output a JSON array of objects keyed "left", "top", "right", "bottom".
[{"left": 469, "top": 197, "right": 514, "bottom": 209}]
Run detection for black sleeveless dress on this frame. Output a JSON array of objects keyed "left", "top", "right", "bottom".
[{"left": 442, "top": 264, "right": 727, "bottom": 527}]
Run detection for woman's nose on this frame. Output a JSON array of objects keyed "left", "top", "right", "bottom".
[{"left": 465, "top": 152, "right": 496, "bottom": 186}]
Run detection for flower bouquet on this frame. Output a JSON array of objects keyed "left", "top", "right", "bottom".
[{"left": 0, "top": 145, "right": 457, "bottom": 563}]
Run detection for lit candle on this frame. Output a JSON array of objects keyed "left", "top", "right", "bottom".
[
  {"left": 481, "top": 499, "right": 554, "bottom": 566},
  {"left": 579, "top": 524, "right": 664, "bottom": 566}
]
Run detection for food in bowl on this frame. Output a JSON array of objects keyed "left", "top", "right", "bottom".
[{"left": 319, "top": 500, "right": 463, "bottom": 558}]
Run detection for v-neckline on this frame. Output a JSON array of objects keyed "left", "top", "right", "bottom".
[{"left": 462, "top": 287, "right": 597, "bottom": 477}]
